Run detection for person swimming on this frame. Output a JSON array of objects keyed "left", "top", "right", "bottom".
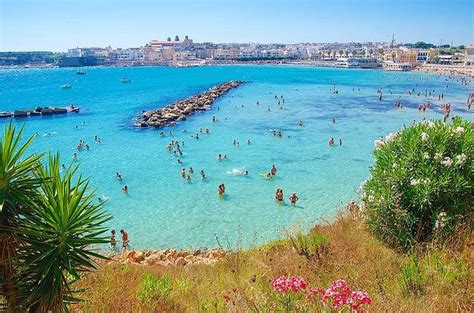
[
  {"left": 122, "top": 185, "right": 128, "bottom": 193},
  {"left": 186, "top": 175, "right": 191, "bottom": 182},
  {"left": 189, "top": 167, "right": 194, "bottom": 175},
  {"left": 200, "top": 170, "right": 206, "bottom": 179},
  {"left": 328, "top": 137, "right": 335, "bottom": 146},
  {"left": 181, "top": 168, "right": 186, "bottom": 178},
  {"left": 289, "top": 193, "right": 299, "bottom": 205},
  {"left": 218, "top": 183, "right": 225, "bottom": 195}
]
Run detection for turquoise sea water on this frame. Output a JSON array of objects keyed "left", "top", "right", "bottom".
[{"left": 0, "top": 66, "right": 472, "bottom": 250}]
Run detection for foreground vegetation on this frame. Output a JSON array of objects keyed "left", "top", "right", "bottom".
[
  {"left": 1, "top": 118, "right": 472, "bottom": 311},
  {"left": 72, "top": 213, "right": 472, "bottom": 312}
]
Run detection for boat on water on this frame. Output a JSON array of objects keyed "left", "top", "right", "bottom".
[
  {"left": 121, "top": 77, "right": 132, "bottom": 83},
  {"left": 61, "top": 83, "right": 72, "bottom": 89},
  {"left": 0, "top": 105, "right": 80, "bottom": 119},
  {"left": 76, "top": 71, "right": 86, "bottom": 75}
]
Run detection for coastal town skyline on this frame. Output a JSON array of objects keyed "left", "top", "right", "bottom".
[{"left": 1, "top": 0, "right": 473, "bottom": 52}]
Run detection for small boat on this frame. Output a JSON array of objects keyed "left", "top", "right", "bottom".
[
  {"left": 121, "top": 77, "right": 131, "bottom": 83},
  {"left": 0, "top": 111, "right": 13, "bottom": 118},
  {"left": 61, "top": 83, "right": 72, "bottom": 89},
  {"left": 66, "top": 105, "right": 80, "bottom": 113},
  {"left": 76, "top": 71, "right": 86, "bottom": 75}
]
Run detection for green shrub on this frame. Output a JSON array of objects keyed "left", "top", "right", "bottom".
[
  {"left": 289, "top": 229, "right": 330, "bottom": 261},
  {"left": 137, "top": 274, "right": 173, "bottom": 305},
  {"left": 362, "top": 117, "right": 473, "bottom": 250},
  {"left": 398, "top": 255, "right": 427, "bottom": 295}
]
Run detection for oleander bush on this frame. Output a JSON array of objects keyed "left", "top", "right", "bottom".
[{"left": 362, "top": 117, "right": 473, "bottom": 250}]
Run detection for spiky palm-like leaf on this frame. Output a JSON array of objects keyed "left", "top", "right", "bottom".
[
  {"left": 0, "top": 122, "right": 44, "bottom": 310},
  {"left": 14, "top": 154, "right": 112, "bottom": 311}
]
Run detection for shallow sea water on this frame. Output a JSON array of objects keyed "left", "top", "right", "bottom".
[{"left": 0, "top": 65, "right": 472, "bottom": 249}]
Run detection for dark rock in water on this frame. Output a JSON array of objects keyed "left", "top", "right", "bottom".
[
  {"left": 53, "top": 107, "right": 68, "bottom": 114},
  {"left": 135, "top": 80, "right": 244, "bottom": 129}
]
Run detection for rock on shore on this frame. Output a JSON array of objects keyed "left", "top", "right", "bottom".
[
  {"left": 107, "top": 248, "right": 227, "bottom": 267},
  {"left": 135, "top": 80, "right": 244, "bottom": 128}
]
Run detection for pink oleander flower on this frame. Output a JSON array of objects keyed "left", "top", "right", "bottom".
[
  {"left": 288, "top": 276, "right": 307, "bottom": 292},
  {"left": 271, "top": 276, "right": 290, "bottom": 293},
  {"left": 323, "top": 279, "right": 352, "bottom": 309},
  {"left": 350, "top": 290, "right": 372, "bottom": 312}
]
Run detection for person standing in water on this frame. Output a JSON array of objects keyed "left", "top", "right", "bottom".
[
  {"left": 110, "top": 230, "right": 116, "bottom": 251},
  {"left": 289, "top": 193, "right": 299, "bottom": 205},
  {"left": 271, "top": 165, "right": 277, "bottom": 176},
  {"left": 120, "top": 229, "right": 129, "bottom": 250}
]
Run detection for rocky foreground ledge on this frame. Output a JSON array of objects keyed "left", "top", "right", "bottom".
[
  {"left": 106, "top": 248, "right": 227, "bottom": 267},
  {"left": 135, "top": 80, "right": 244, "bottom": 128}
]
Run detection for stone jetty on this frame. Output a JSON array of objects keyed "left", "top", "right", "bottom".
[
  {"left": 135, "top": 80, "right": 244, "bottom": 128},
  {"left": 107, "top": 248, "right": 227, "bottom": 267}
]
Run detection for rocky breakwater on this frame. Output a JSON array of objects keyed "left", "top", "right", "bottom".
[
  {"left": 135, "top": 80, "right": 244, "bottom": 128},
  {"left": 108, "top": 248, "right": 227, "bottom": 267}
]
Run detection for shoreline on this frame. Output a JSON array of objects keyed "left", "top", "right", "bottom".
[
  {"left": 3, "top": 61, "right": 473, "bottom": 78},
  {"left": 105, "top": 247, "right": 227, "bottom": 267}
]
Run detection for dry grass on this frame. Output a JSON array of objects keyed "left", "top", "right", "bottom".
[{"left": 72, "top": 213, "right": 473, "bottom": 312}]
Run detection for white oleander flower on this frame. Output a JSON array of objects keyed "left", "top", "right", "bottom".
[
  {"left": 434, "top": 212, "right": 447, "bottom": 230},
  {"left": 421, "top": 132, "right": 429, "bottom": 141},
  {"left": 454, "top": 126, "right": 464, "bottom": 134},
  {"left": 374, "top": 139, "right": 385, "bottom": 149},
  {"left": 423, "top": 152, "right": 430, "bottom": 159},
  {"left": 441, "top": 157, "right": 453, "bottom": 166},
  {"left": 385, "top": 132, "right": 397, "bottom": 142},
  {"left": 456, "top": 153, "right": 467, "bottom": 165},
  {"left": 410, "top": 179, "right": 420, "bottom": 186}
]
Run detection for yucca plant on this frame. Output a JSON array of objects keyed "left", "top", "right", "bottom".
[
  {"left": 14, "top": 155, "right": 112, "bottom": 311},
  {"left": 0, "top": 122, "right": 112, "bottom": 312},
  {"left": 0, "top": 122, "right": 44, "bottom": 309}
]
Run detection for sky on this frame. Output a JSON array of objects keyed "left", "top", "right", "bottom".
[{"left": 0, "top": 0, "right": 473, "bottom": 52}]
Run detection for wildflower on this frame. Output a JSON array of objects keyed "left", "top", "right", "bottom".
[
  {"left": 434, "top": 152, "right": 443, "bottom": 160},
  {"left": 423, "top": 152, "right": 430, "bottom": 160},
  {"left": 323, "top": 279, "right": 352, "bottom": 310},
  {"left": 456, "top": 153, "right": 467, "bottom": 165},
  {"left": 427, "top": 121, "right": 435, "bottom": 128},
  {"left": 410, "top": 179, "right": 420, "bottom": 186},
  {"left": 392, "top": 163, "right": 398, "bottom": 169},
  {"left": 441, "top": 157, "right": 453, "bottom": 167},
  {"left": 271, "top": 276, "right": 290, "bottom": 293},
  {"left": 385, "top": 132, "right": 397, "bottom": 142},
  {"left": 368, "top": 195, "right": 375, "bottom": 202},
  {"left": 350, "top": 290, "right": 372, "bottom": 312},
  {"left": 223, "top": 295, "right": 231, "bottom": 302},
  {"left": 421, "top": 132, "right": 429, "bottom": 141},
  {"left": 374, "top": 139, "right": 384, "bottom": 149},
  {"left": 288, "top": 276, "right": 307, "bottom": 292},
  {"left": 454, "top": 126, "right": 464, "bottom": 134}
]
